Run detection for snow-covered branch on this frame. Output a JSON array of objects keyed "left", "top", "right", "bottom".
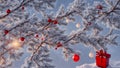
[{"left": 0, "top": 0, "right": 120, "bottom": 68}]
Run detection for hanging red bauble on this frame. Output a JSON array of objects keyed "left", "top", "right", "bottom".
[
  {"left": 53, "top": 20, "right": 58, "bottom": 24},
  {"left": 55, "top": 42, "right": 63, "bottom": 50},
  {"left": 22, "top": 6, "right": 25, "bottom": 10},
  {"left": 6, "top": 9, "right": 11, "bottom": 14},
  {"left": 4, "top": 30, "right": 9, "bottom": 35},
  {"left": 72, "top": 54, "right": 80, "bottom": 62},
  {"left": 48, "top": 18, "right": 52, "bottom": 23},
  {"left": 41, "top": 37, "right": 45, "bottom": 41},
  {"left": 96, "top": 5, "right": 103, "bottom": 10},
  {"left": 35, "top": 34, "right": 39, "bottom": 38},
  {"left": 20, "top": 37, "right": 25, "bottom": 41}
]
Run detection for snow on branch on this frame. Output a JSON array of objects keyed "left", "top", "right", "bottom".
[{"left": 0, "top": 0, "right": 120, "bottom": 68}]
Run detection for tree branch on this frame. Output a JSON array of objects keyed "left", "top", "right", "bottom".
[{"left": 0, "top": 0, "right": 32, "bottom": 19}]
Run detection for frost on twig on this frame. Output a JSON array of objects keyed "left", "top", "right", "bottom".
[{"left": 0, "top": 0, "right": 120, "bottom": 68}]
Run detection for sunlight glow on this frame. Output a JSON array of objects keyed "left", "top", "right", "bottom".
[{"left": 9, "top": 39, "right": 21, "bottom": 49}]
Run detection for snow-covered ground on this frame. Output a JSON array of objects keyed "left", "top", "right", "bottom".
[{"left": 76, "top": 62, "right": 120, "bottom": 68}]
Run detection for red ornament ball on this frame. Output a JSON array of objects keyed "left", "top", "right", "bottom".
[
  {"left": 96, "top": 5, "right": 103, "bottom": 10},
  {"left": 57, "top": 42, "right": 62, "bottom": 47},
  {"left": 72, "top": 54, "right": 80, "bottom": 62},
  {"left": 53, "top": 20, "right": 58, "bottom": 24},
  {"left": 4, "top": 30, "right": 9, "bottom": 35},
  {"left": 55, "top": 42, "right": 63, "bottom": 50},
  {"left": 6, "top": 9, "right": 11, "bottom": 14},
  {"left": 48, "top": 18, "right": 52, "bottom": 23},
  {"left": 35, "top": 34, "right": 39, "bottom": 38},
  {"left": 22, "top": 6, "right": 25, "bottom": 10},
  {"left": 20, "top": 37, "right": 25, "bottom": 41},
  {"left": 41, "top": 37, "right": 44, "bottom": 41}
]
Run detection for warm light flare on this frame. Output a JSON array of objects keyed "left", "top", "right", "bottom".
[{"left": 9, "top": 39, "right": 21, "bottom": 49}]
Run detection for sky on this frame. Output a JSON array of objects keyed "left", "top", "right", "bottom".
[{"left": 12, "top": 0, "right": 120, "bottom": 68}]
